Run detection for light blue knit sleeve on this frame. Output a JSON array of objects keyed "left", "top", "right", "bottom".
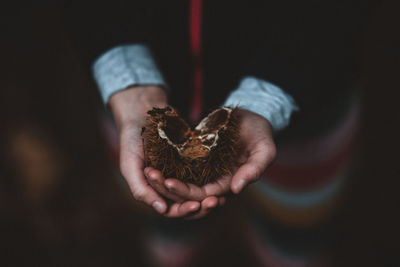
[
  {"left": 223, "top": 77, "right": 299, "bottom": 132},
  {"left": 92, "top": 44, "right": 167, "bottom": 104}
]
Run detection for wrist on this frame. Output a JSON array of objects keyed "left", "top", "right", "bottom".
[
  {"left": 109, "top": 85, "right": 168, "bottom": 130},
  {"left": 239, "top": 109, "right": 273, "bottom": 130},
  {"left": 224, "top": 77, "right": 298, "bottom": 132}
]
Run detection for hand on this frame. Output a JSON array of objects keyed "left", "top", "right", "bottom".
[
  {"left": 152, "top": 109, "right": 276, "bottom": 216},
  {"left": 109, "top": 86, "right": 204, "bottom": 217},
  {"left": 144, "top": 166, "right": 227, "bottom": 220}
]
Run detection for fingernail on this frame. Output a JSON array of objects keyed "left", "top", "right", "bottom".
[
  {"left": 152, "top": 201, "right": 165, "bottom": 213},
  {"left": 190, "top": 204, "right": 199, "bottom": 211},
  {"left": 235, "top": 179, "right": 246, "bottom": 193},
  {"left": 149, "top": 176, "right": 158, "bottom": 183},
  {"left": 206, "top": 204, "right": 215, "bottom": 210},
  {"left": 165, "top": 181, "right": 174, "bottom": 189}
]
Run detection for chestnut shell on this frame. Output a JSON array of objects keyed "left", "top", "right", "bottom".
[{"left": 142, "top": 107, "right": 241, "bottom": 186}]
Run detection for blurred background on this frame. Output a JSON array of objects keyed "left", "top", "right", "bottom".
[{"left": 1, "top": 1, "right": 399, "bottom": 266}]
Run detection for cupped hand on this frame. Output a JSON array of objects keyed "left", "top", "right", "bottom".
[
  {"left": 110, "top": 86, "right": 209, "bottom": 218},
  {"left": 144, "top": 166, "right": 226, "bottom": 220},
  {"left": 149, "top": 109, "right": 276, "bottom": 215}
]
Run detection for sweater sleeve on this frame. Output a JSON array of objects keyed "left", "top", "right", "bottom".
[
  {"left": 92, "top": 44, "right": 167, "bottom": 104},
  {"left": 58, "top": 0, "right": 168, "bottom": 104},
  {"left": 224, "top": 77, "right": 299, "bottom": 132}
]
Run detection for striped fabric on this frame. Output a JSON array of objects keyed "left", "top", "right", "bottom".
[
  {"left": 250, "top": 99, "right": 360, "bottom": 227},
  {"left": 245, "top": 224, "right": 329, "bottom": 267},
  {"left": 243, "top": 97, "right": 361, "bottom": 266}
]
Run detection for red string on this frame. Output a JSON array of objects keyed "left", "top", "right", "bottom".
[{"left": 189, "top": 0, "right": 203, "bottom": 123}]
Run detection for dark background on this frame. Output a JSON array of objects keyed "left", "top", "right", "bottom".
[{"left": 1, "top": 1, "right": 399, "bottom": 266}]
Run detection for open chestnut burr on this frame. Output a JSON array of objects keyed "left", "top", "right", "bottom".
[{"left": 142, "top": 107, "right": 241, "bottom": 186}]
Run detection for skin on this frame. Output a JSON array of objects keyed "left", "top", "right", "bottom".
[{"left": 109, "top": 85, "right": 276, "bottom": 219}]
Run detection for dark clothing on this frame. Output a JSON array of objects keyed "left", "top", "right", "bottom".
[{"left": 59, "top": 0, "right": 377, "bottom": 139}]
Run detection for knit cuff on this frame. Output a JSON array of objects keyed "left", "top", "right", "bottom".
[
  {"left": 224, "top": 77, "right": 299, "bottom": 132},
  {"left": 92, "top": 44, "right": 167, "bottom": 104}
]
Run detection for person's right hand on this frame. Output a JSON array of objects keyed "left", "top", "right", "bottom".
[{"left": 109, "top": 86, "right": 218, "bottom": 218}]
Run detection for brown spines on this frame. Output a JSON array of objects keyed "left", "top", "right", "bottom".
[{"left": 142, "top": 107, "right": 241, "bottom": 186}]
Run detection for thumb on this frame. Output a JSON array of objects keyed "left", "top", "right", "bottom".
[{"left": 231, "top": 140, "right": 276, "bottom": 194}]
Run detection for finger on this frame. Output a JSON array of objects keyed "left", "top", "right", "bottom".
[
  {"left": 164, "top": 179, "right": 207, "bottom": 201},
  {"left": 202, "top": 175, "right": 231, "bottom": 196},
  {"left": 164, "top": 175, "right": 230, "bottom": 201},
  {"left": 163, "top": 201, "right": 201, "bottom": 218},
  {"left": 120, "top": 150, "right": 168, "bottom": 214},
  {"left": 231, "top": 140, "right": 276, "bottom": 194},
  {"left": 144, "top": 167, "right": 185, "bottom": 203},
  {"left": 185, "top": 196, "right": 219, "bottom": 220}
]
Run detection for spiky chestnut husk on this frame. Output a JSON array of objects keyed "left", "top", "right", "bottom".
[{"left": 142, "top": 107, "right": 241, "bottom": 186}]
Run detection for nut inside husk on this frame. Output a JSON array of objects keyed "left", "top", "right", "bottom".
[{"left": 142, "top": 107, "right": 241, "bottom": 186}]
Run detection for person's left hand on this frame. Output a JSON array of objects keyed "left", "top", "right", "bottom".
[{"left": 145, "top": 109, "right": 276, "bottom": 219}]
